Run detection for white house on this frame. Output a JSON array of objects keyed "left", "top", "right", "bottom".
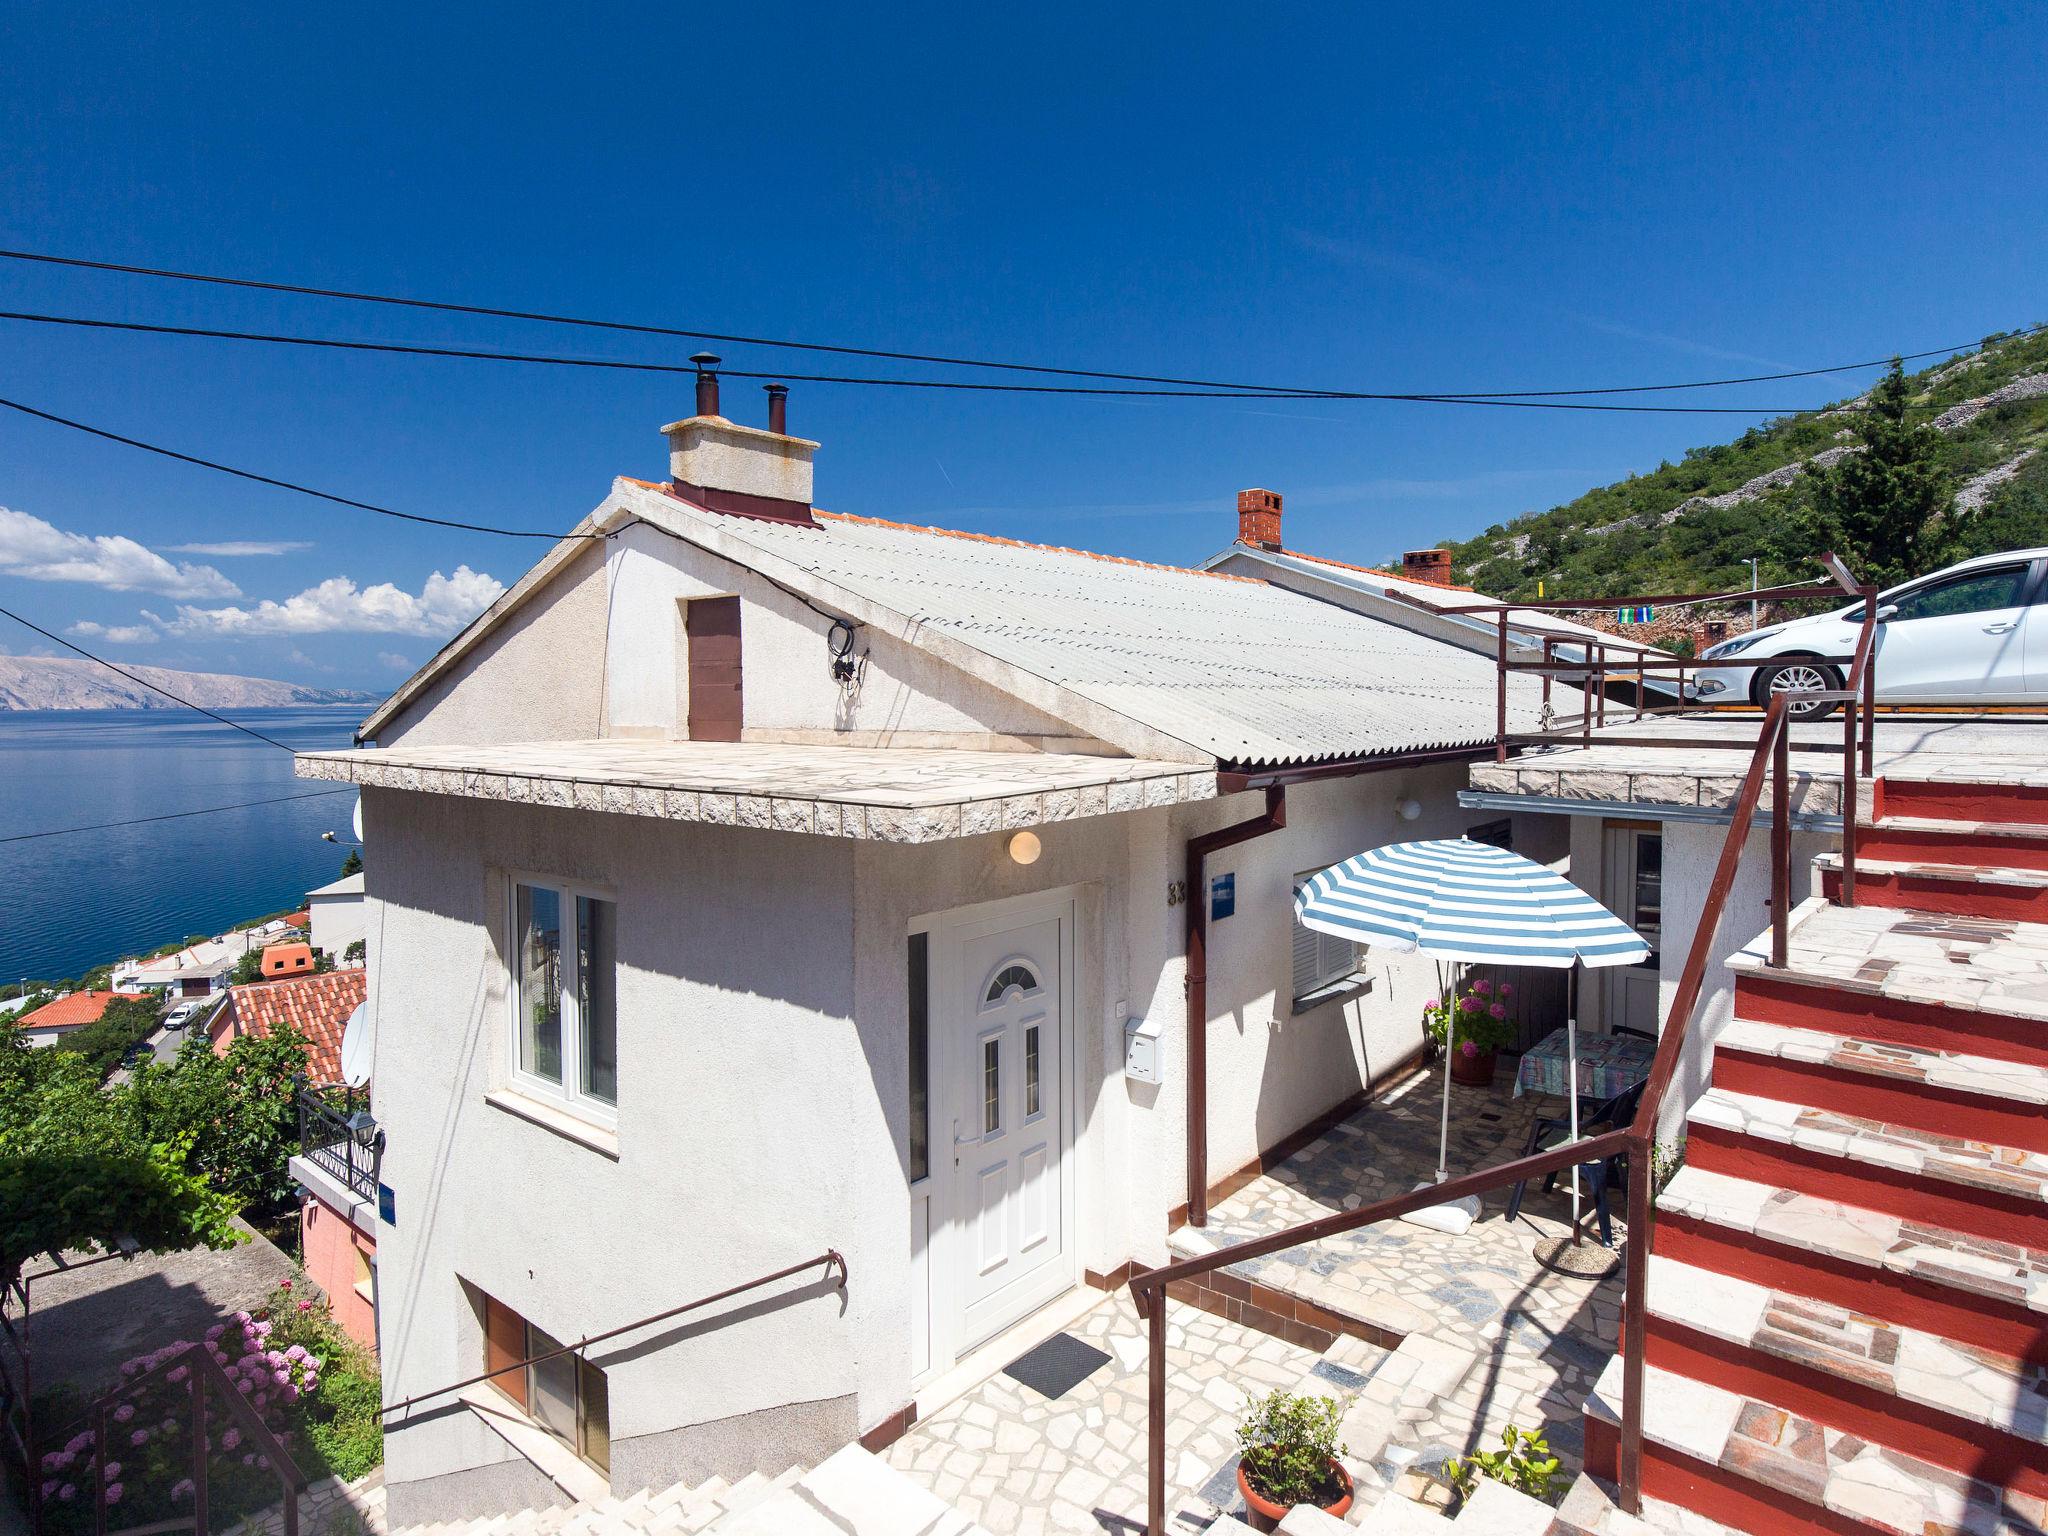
[
  {"left": 307, "top": 871, "right": 367, "bottom": 958},
  {"left": 295, "top": 377, "right": 1577, "bottom": 1524}
]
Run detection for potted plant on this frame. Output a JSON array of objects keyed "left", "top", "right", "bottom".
[
  {"left": 1234, "top": 1390, "right": 1352, "bottom": 1531},
  {"left": 1422, "top": 978, "right": 1517, "bottom": 1087}
]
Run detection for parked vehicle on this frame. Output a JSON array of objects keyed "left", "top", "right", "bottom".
[
  {"left": 163, "top": 999, "right": 206, "bottom": 1031},
  {"left": 1689, "top": 549, "right": 2048, "bottom": 717}
]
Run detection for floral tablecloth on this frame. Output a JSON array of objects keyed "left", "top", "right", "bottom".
[{"left": 1513, "top": 1026, "right": 1656, "bottom": 1101}]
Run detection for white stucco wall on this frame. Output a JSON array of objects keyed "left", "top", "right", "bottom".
[
  {"left": 1563, "top": 812, "right": 1827, "bottom": 1138},
  {"left": 379, "top": 544, "right": 614, "bottom": 749},
  {"left": 599, "top": 523, "right": 1091, "bottom": 747},
  {"left": 309, "top": 892, "right": 366, "bottom": 958},
  {"left": 366, "top": 789, "right": 872, "bottom": 1518}
]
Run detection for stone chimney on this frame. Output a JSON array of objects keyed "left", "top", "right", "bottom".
[
  {"left": 1237, "top": 488, "right": 1283, "bottom": 550},
  {"left": 663, "top": 357, "right": 819, "bottom": 525},
  {"left": 1402, "top": 549, "right": 1454, "bottom": 587}
]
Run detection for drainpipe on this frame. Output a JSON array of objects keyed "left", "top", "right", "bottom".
[{"left": 1184, "top": 785, "right": 1286, "bottom": 1227}]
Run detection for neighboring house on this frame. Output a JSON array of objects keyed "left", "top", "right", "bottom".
[
  {"left": 308, "top": 872, "right": 367, "bottom": 958},
  {"left": 112, "top": 939, "right": 237, "bottom": 998},
  {"left": 1203, "top": 489, "right": 1674, "bottom": 693},
  {"left": 261, "top": 942, "right": 317, "bottom": 978},
  {"left": 293, "top": 376, "right": 1579, "bottom": 1523},
  {"left": 215, "top": 968, "right": 381, "bottom": 1350},
  {"left": 13, "top": 990, "right": 149, "bottom": 1048}
]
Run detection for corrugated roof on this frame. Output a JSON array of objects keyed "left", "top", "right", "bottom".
[{"left": 617, "top": 485, "right": 1569, "bottom": 765}]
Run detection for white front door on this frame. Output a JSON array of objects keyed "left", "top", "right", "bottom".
[{"left": 946, "top": 902, "right": 1073, "bottom": 1352}]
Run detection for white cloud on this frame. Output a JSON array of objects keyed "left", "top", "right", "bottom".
[
  {"left": 167, "top": 540, "right": 313, "bottom": 557},
  {"left": 0, "top": 507, "right": 240, "bottom": 598},
  {"left": 377, "top": 651, "right": 415, "bottom": 671},
  {"left": 67, "top": 620, "right": 158, "bottom": 645},
  {"left": 170, "top": 565, "right": 505, "bottom": 638}
]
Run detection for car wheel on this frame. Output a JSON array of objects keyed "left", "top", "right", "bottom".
[{"left": 1750, "top": 656, "right": 1841, "bottom": 721}]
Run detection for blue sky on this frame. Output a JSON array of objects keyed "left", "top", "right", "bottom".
[{"left": 1, "top": 3, "right": 2041, "bottom": 689}]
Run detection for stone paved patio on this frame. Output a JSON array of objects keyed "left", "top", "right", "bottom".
[
  {"left": 1185, "top": 1065, "right": 1628, "bottom": 1487},
  {"left": 885, "top": 1292, "right": 1362, "bottom": 1534}
]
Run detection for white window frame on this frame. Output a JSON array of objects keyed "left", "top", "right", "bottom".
[
  {"left": 505, "top": 872, "right": 619, "bottom": 1126},
  {"left": 1291, "top": 874, "right": 1368, "bottom": 1010}
]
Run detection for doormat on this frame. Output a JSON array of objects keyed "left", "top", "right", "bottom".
[{"left": 1001, "top": 1332, "right": 1112, "bottom": 1400}]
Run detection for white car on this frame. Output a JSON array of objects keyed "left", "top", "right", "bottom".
[{"left": 1689, "top": 549, "right": 2048, "bottom": 717}]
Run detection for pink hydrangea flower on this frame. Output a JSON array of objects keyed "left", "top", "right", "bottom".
[
  {"left": 171, "top": 1479, "right": 195, "bottom": 1502},
  {"left": 130, "top": 1429, "right": 149, "bottom": 1448},
  {"left": 1461, "top": 1040, "right": 1479, "bottom": 1058},
  {"left": 106, "top": 1484, "right": 124, "bottom": 1506},
  {"left": 102, "top": 1462, "right": 121, "bottom": 1482},
  {"left": 1489, "top": 1003, "right": 1506, "bottom": 1019},
  {"left": 112, "top": 1404, "right": 135, "bottom": 1424},
  {"left": 298, "top": 1301, "right": 314, "bottom": 1313},
  {"left": 57, "top": 1483, "right": 75, "bottom": 1503},
  {"left": 1472, "top": 978, "right": 1492, "bottom": 995},
  {"left": 280, "top": 1279, "right": 292, "bottom": 1292},
  {"left": 1499, "top": 982, "right": 1515, "bottom": 997},
  {"left": 221, "top": 1428, "right": 241, "bottom": 1452}
]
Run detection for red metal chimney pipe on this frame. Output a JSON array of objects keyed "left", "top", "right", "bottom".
[
  {"left": 765, "top": 383, "right": 788, "bottom": 435},
  {"left": 691, "top": 352, "right": 721, "bottom": 418}
]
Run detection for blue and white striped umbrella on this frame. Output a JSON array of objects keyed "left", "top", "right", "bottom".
[{"left": 1295, "top": 838, "right": 1648, "bottom": 969}]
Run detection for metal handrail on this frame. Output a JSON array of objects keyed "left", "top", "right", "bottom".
[
  {"left": 57, "top": 1340, "right": 309, "bottom": 1536},
  {"left": 379, "top": 1251, "right": 847, "bottom": 1420},
  {"left": 1127, "top": 556, "right": 1882, "bottom": 1531}
]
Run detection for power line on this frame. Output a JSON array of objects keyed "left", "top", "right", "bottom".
[
  {"left": 0, "top": 602, "right": 301, "bottom": 750},
  {"left": 0, "top": 395, "right": 599, "bottom": 541},
  {"left": 0, "top": 245, "right": 2035, "bottom": 399},
  {"left": 0, "top": 788, "right": 356, "bottom": 845},
  {"left": 0, "top": 309, "right": 1828, "bottom": 414}
]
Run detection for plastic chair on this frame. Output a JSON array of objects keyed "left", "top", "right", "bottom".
[{"left": 1504, "top": 1079, "right": 1646, "bottom": 1245}]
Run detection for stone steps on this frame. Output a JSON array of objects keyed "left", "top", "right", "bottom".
[
  {"left": 1644, "top": 1253, "right": 2048, "bottom": 1453},
  {"left": 1857, "top": 814, "right": 2048, "bottom": 871},
  {"left": 1685, "top": 1085, "right": 2048, "bottom": 1248},
  {"left": 387, "top": 1448, "right": 981, "bottom": 1536},
  {"left": 1710, "top": 1017, "right": 2048, "bottom": 1151},
  {"left": 1876, "top": 778, "right": 2048, "bottom": 828},
  {"left": 1654, "top": 1164, "right": 2048, "bottom": 1359},
  {"left": 1582, "top": 1354, "right": 2044, "bottom": 1536},
  {"left": 1817, "top": 852, "right": 2048, "bottom": 920}
]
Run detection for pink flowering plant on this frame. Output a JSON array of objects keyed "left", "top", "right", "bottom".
[
  {"left": 1421, "top": 976, "right": 1518, "bottom": 1058},
  {"left": 35, "top": 1278, "right": 380, "bottom": 1533}
]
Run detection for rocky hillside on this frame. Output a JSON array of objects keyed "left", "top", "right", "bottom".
[
  {"left": 1447, "top": 326, "right": 2048, "bottom": 601},
  {"left": 0, "top": 654, "right": 379, "bottom": 710}
]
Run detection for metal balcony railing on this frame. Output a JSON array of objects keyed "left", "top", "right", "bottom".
[{"left": 294, "top": 1081, "right": 382, "bottom": 1206}]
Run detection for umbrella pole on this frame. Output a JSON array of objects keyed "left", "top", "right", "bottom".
[
  {"left": 1567, "top": 966, "right": 1584, "bottom": 1238},
  {"left": 1437, "top": 961, "right": 1452, "bottom": 1183}
]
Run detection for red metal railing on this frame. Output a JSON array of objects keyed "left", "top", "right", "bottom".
[{"left": 1128, "top": 558, "right": 1880, "bottom": 1531}]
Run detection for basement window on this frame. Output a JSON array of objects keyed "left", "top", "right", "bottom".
[
  {"left": 481, "top": 1294, "right": 610, "bottom": 1475},
  {"left": 1292, "top": 874, "right": 1369, "bottom": 1012}
]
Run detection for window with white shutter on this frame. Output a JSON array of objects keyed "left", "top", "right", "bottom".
[{"left": 1292, "top": 876, "right": 1365, "bottom": 1005}]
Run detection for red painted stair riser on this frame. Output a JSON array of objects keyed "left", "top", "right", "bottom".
[
  {"left": 1656, "top": 1213, "right": 2048, "bottom": 1365},
  {"left": 1735, "top": 975, "right": 2048, "bottom": 1068},
  {"left": 1687, "top": 1127, "right": 2048, "bottom": 1251},
  {"left": 1709, "top": 1050, "right": 2048, "bottom": 1156}
]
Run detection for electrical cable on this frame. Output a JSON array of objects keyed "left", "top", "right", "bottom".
[
  {"left": 0, "top": 309, "right": 1835, "bottom": 414},
  {"left": 0, "top": 245, "right": 2036, "bottom": 399},
  {"left": 0, "top": 601, "right": 303, "bottom": 750},
  {"left": 0, "top": 788, "right": 357, "bottom": 845},
  {"left": 0, "top": 395, "right": 602, "bottom": 541}
]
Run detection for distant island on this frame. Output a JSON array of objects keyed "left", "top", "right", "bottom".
[{"left": 0, "top": 654, "right": 382, "bottom": 710}]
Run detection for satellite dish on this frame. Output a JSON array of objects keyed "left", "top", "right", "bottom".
[
  {"left": 339, "top": 1002, "right": 373, "bottom": 1088},
  {"left": 351, "top": 795, "right": 364, "bottom": 845}
]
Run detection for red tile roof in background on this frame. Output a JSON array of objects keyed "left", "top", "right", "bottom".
[
  {"left": 18, "top": 991, "right": 149, "bottom": 1030},
  {"left": 219, "top": 969, "right": 367, "bottom": 1084},
  {"left": 261, "top": 943, "right": 316, "bottom": 977}
]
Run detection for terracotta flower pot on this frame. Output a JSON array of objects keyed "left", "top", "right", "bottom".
[
  {"left": 1449, "top": 1046, "right": 1499, "bottom": 1087},
  {"left": 1237, "top": 1459, "right": 1354, "bottom": 1531}
]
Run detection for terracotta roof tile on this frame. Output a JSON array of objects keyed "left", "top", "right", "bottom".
[
  {"left": 220, "top": 969, "right": 367, "bottom": 1084},
  {"left": 19, "top": 991, "right": 149, "bottom": 1030}
]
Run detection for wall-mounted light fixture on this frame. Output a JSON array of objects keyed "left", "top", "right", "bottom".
[
  {"left": 1397, "top": 799, "right": 1422, "bottom": 822},
  {"left": 1008, "top": 830, "right": 1042, "bottom": 865}
]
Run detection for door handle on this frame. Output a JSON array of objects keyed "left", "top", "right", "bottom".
[
  {"left": 952, "top": 1119, "right": 981, "bottom": 1163},
  {"left": 1985, "top": 622, "right": 2018, "bottom": 634}
]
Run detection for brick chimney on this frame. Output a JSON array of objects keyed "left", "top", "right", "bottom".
[
  {"left": 1402, "top": 549, "right": 1454, "bottom": 587},
  {"left": 663, "top": 358, "right": 819, "bottom": 525},
  {"left": 1237, "top": 488, "right": 1283, "bottom": 550}
]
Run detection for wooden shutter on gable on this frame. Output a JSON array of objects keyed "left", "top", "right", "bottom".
[{"left": 685, "top": 596, "right": 743, "bottom": 742}]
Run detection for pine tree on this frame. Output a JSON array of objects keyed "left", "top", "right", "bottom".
[{"left": 1794, "top": 360, "right": 1952, "bottom": 588}]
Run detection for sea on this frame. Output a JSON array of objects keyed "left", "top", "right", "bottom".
[{"left": 0, "top": 707, "right": 365, "bottom": 984}]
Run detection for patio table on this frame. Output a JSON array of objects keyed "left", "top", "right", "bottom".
[{"left": 1513, "top": 1026, "right": 1656, "bottom": 1101}]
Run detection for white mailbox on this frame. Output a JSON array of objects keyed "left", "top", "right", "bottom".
[{"left": 1124, "top": 1015, "right": 1163, "bottom": 1084}]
